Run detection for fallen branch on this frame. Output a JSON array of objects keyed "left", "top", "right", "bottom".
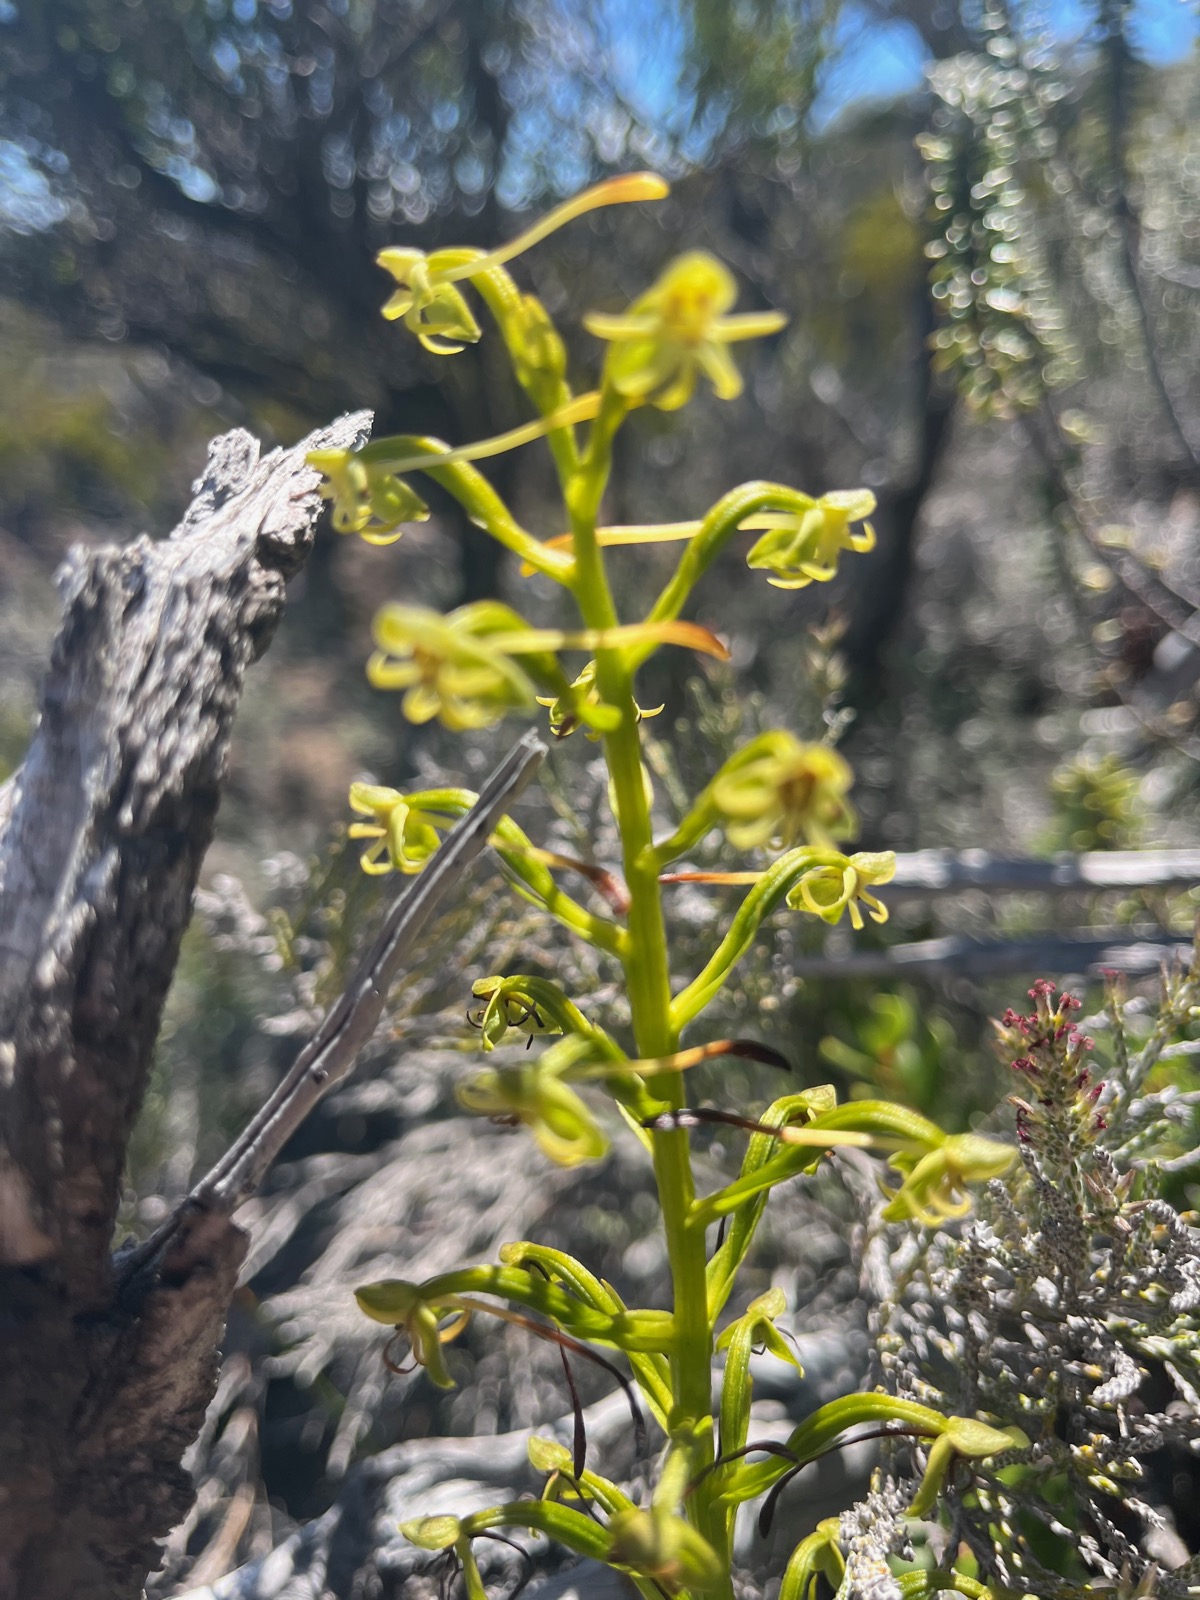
[
  {"left": 789, "top": 930, "right": 1192, "bottom": 981},
  {"left": 122, "top": 727, "right": 545, "bottom": 1279},
  {"left": 886, "top": 848, "right": 1200, "bottom": 899},
  {"left": 0, "top": 416, "right": 379, "bottom": 1600}
]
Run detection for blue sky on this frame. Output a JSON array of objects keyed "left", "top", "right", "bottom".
[
  {"left": 2, "top": 0, "right": 1196, "bottom": 233},
  {"left": 813, "top": 0, "right": 1199, "bottom": 123}
]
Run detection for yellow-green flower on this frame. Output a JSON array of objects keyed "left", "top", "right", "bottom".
[
  {"left": 354, "top": 1279, "right": 470, "bottom": 1389},
  {"left": 307, "top": 447, "right": 429, "bottom": 542},
  {"left": 881, "top": 1131, "right": 1015, "bottom": 1227},
  {"left": 456, "top": 1044, "right": 608, "bottom": 1166},
  {"left": 376, "top": 174, "right": 668, "bottom": 354},
  {"left": 347, "top": 784, "right": 446, "bottom": 875},
  {"left": 711, "top": 734, "right": 857, "bottom": 852},
  {"left": 745, "top": 490, "right": 876, "bottom": 589},
  {"left": 469, "top": 976, "right": 563, "bottom": 1052},
  {"left": 716, "top": 1287, "right": 803, "bottom": 1372},
  {"left": 906, "top": 1418, "right": 1029, "bottom": 1517},
  {"left": 584, "top": 251, "right": 787, "bottom": 411},
  {"left": 399, "top": 1516, "right": 462, "bottom": 1552},
  {"left": 377, "top": 247, "right": 484, "bottom": 353},
  {"left": 786, "top": 850, "right": 896, "bottom": 929},
  {"left": 536, "top": 659, "right": 662, "bottom": 740},
  {"left": 780, "top": 1519, "right": 845, "bottom": 1600},
  {"left": 367, "top": 600, "right": 539, "bottom": 730}
]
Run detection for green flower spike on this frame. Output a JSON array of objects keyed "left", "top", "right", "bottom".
[
  {"left": 354, "top": 1279, "right": 470, "bottom": 1389},
  {"left": 367, "top": 600, "right": 541, "bottom": 731},
  {"left": 456, "top": 1040, "right": 609, "bottom": 1166},
  {"left": 346, "top": 784, "right": 445, "bottom": 876},
  {"left": 377, "top": 248, "right": 484, "bottom": 353},
  {"left": 881, "top": 1131, "right": 1015, "bottom": 1226},
  {"left": 585, "top": 250, "right": 787, "bottom": 411},
  {"left": 306, "top": 447, "right": 429, "bottom": 542},
  {"left": 786, "top": 849, "right": 897, "bottom": 929},
  {"left": 712, "top": 733, "right": 857, "bottom": 852},
  {"left": 746, "top": 489, "right": 876, "bottom": 589},
  {"left": 378, "top": 173, "right": 669, "bottom": 354}
]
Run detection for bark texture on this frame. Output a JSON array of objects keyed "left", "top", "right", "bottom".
[{"left": 0, "top": 410, "right": 371, "bottom": 1600}]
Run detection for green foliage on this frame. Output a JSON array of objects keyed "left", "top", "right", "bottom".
[
  {"left": 318, "top": 175, "right": 1022, "bottom": 1600},
  {"left": 820, "top": 988, "right": 958, "bottom": 1116},
  {"left": 1048, "top": 751, "right": 1142, "bottom": 850},
  {"left": 0, "top": 301, "right": 174, "bottom": 522},
  {"left": 919, "top": 3, "right": 1076, "bottom": 417},
  {"left": 879, "top": 971, "right": 1200, "bottom": 1596}
]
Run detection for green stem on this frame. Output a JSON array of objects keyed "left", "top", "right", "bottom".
[
  {"left": 671, "top": 847, "right": 820, "bottom": 1029},
  {"left": 639, "top": 482, "right": 819, "bottom": 649},
  {"left": 568, "top": 389, "right": 728, "bottom": 1599}
]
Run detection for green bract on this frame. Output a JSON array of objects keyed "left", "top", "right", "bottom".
[
  {"left": 606, "top": 1507, "right": 725, "bottom": 1592},
  {"left": 316, "top": 174, "right": 1028, "bottom": 1600}
]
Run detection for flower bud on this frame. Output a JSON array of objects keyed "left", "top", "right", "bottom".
[{"left": 606, "top": 1508, "right": 724, "bottom": 1592}]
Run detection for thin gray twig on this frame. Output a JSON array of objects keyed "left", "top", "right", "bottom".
[{"left": 120, "top": 730, "right": 545, "bottom": 1278}]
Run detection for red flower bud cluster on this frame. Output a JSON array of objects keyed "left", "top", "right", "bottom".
[{"left": 993, "top": 981, "right": 1106, "bottom": 1148}]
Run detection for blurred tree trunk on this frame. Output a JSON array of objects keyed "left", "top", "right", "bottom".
[
  {"left": 0, "top": 411, "right": 369, "bottom": 1600},
  {"left": 845, "top": 285, "right": 955, "bottom": 699}
]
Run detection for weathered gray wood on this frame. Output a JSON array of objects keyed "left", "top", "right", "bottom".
[
  {"left": 790, "top": 930, "right": 1193, "bottom": 980},
  {"left": 0, "top": 414, "right": 374, "bottom": 1600},
  {"left": 886, "top": 847, "right": 1200, "bottom": 898}
]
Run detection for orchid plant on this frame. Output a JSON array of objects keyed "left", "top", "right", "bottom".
[{"left": 313, "top": 174, "right": 1022, "bottom": 1600}]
